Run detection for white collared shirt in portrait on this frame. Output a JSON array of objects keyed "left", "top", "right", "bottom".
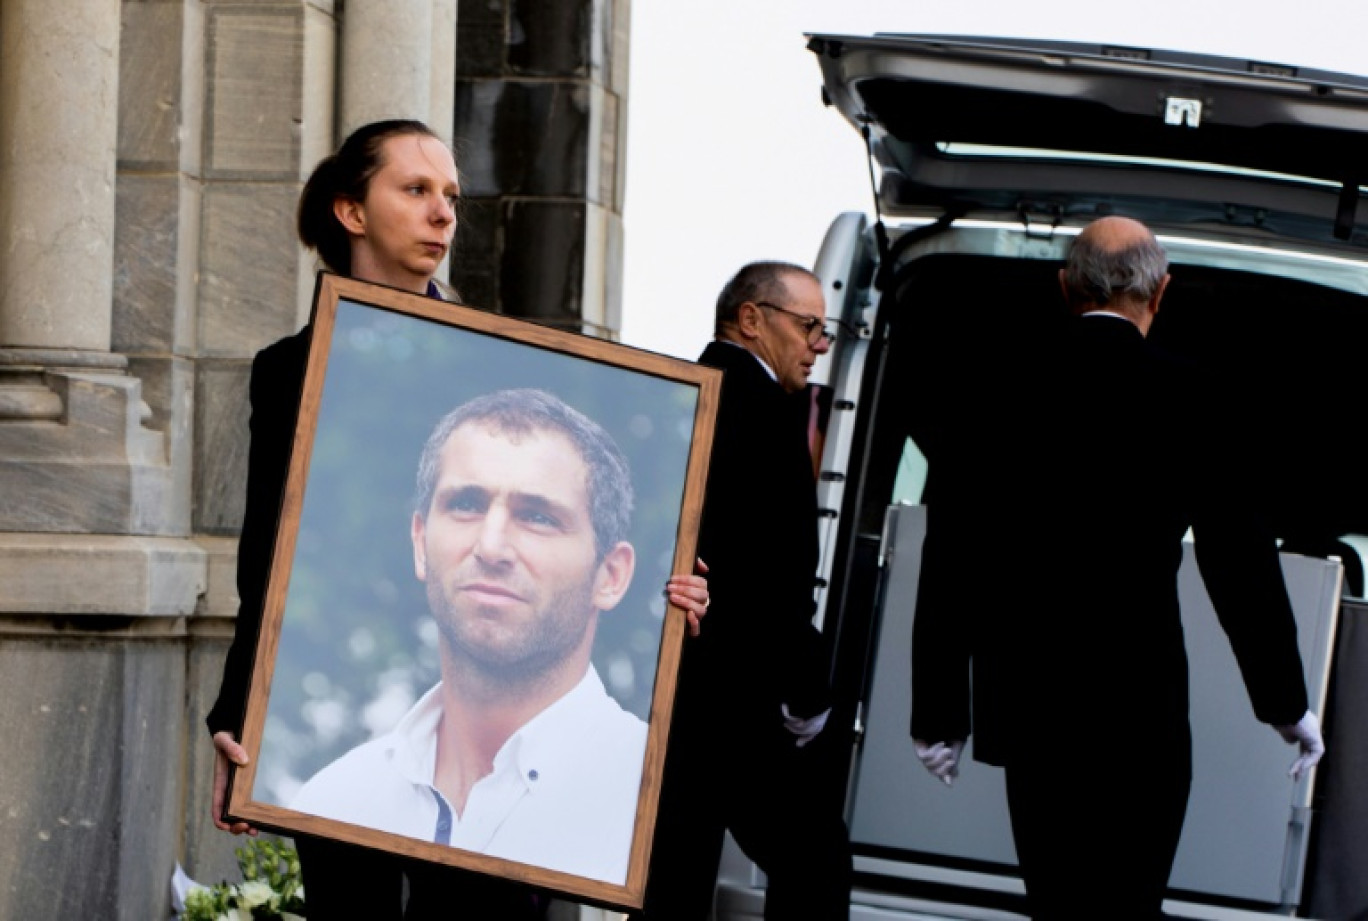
[{"left": 290, "top": 666, "right": 647, "bottom": 884}]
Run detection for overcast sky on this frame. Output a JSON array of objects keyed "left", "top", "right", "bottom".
[{"left": 619, "top": 0, "right": 1366, "bottom": 358}]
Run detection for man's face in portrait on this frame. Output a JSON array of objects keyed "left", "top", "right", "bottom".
[{"left": 411, "top": 421, "right": 635, "bottom": 681}]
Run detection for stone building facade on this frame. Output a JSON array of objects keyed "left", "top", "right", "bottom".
[{"left": 0, "top": 0, "right": 630, "bottom": 916}]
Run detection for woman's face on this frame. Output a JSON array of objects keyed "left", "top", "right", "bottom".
[{"left": 335, "top": 133, "right": 460, "bottom": 293}]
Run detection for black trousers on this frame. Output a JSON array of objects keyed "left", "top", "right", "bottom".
[
  {"left": 631, "top": 703, "right": 853, "bottom": 921},
  {"left": 1002, "top": 731, "right": 1192, "bottom": 921},
  {"left": 296, "top": 836, "right": 545, "bottom": 920}
]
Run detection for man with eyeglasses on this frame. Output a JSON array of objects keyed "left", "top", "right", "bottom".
[{"left": 634, "top": 262, "right": 852, "bottom": 921}]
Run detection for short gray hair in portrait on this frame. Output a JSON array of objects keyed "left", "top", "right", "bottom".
[
  {"left": 715, "top": 260, "right": 819, "bottom": 337},
  {"left": 414, "top": 388, "right": 635, "bottom": 558},
  {"left": 1063, "top": 229, "right": 1169, "bottom": 307}
]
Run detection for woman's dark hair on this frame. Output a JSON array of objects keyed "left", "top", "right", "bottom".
[{"left": 297, "top": 119, "right": 443, "bottom": 276}]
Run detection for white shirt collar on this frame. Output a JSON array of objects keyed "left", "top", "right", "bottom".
[
  {"left": 717, "top": 338, "right": 778, "bottom": 382},
  {"left": 385, "top": 666, "right": 615, "bottom": 796}
]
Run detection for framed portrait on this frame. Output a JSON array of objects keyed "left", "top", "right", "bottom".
[{"left": 225, "top": 274, "right": 721, "bottom": 909}]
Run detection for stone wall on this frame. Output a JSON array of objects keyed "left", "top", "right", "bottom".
[
  {"left": 0, "top": 625, "right": 188, "bottom": 919},
  {"left": 0, "top": 539, "right": 204, "bottom": 919},
  {"left": 452, "top": 0, "right": 629, "bottom": 337},
  {"left": 2, "top": 0, "right": 333, "bottom": 914}
]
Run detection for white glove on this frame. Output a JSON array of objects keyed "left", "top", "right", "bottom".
[
  {"left": 781, "top": 704, "right": 830, "bottom": 748},
  {"left": 913, "top": 739, "right": 964, "bottom": 787},
  {"left": 1274, "top": 710, "right": 1325, "bottom": 782}
]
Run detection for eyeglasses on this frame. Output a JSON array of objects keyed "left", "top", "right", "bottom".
[{"left": 753, "top": 302, "right": 836, "bottom": 346}]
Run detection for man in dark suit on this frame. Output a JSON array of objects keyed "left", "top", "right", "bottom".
[
  {"left": 634, "top": 261, "right": 852, "bottom": 920},
  {"left": 909, "top": 216, "right": 1325, "bottom": 919}
]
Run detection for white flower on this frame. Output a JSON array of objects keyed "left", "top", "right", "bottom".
[
  {"left": 235, "top": 880, "right": 275, "bottom": 909},
  {"left": 282, "top": 914, "right": 306, "bottom": 921}
]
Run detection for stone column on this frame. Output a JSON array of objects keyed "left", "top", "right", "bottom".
[
  {"left": 338, "top": 0, "right": 434, "bottom": 139},
  {"left": 430, "top": 0, "right": 459, "bottom": 143},
  {"left": 0, "top": 1, "right": 212, "bottom": 915},
  {"left": 451, "top": 0, "right": 629, "bottom": 338},
  {"left": 0, "top": 0, "right": 120, "bottom": 351},
  {"left": 0, "top": 0, "right": 179, "bottom": 536}
]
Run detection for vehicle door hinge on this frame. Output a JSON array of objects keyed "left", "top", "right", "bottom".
[
  {"left": 1163, "top": 96, "right": 1203, "bottom": 128},
  {"left": 1336, "top": 175, "right": 1360, "bottom": 241},
  {"left": 877, "top": 510, "right": 899, "bottom": 570},
  {"left": 1279, "top": 804, "right": 1311, "bottom": 908}
]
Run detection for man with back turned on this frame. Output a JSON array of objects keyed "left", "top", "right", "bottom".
[{"left": 910, "top": 216, "right": 1325, "bottom": 919}]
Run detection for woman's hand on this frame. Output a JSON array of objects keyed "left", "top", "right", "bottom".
[
  {"left": 211, "top": 731, "right": 258, "bottom": 836},
  {"left": 667, "top": 557, "right": 710, "bottom": 637}
]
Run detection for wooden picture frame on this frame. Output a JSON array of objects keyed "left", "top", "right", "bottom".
[{"left": 225, "top": 274, "right": 721, "bottom": 909}]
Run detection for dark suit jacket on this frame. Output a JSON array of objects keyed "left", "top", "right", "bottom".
[
  {"left": 911, "top": 314, "right": 1308, "bottom": 766},
  {"left": 206, "top": 328, "right": 312, "bottom": 738},
  {"left": 686, "top": 340, "right": 831, "bottom": 725}
]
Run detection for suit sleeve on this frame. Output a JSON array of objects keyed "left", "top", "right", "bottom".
[
  {"left": 701, "top": 494, "right": 831, "bottom": 718},
  {"left": 695, "top": 379, "right": 832, "bottom": 720},
  {"left": 205, "top": 337, "right": 306, "bottom": 738},
  {"left": 909, "top": 476, "right": 974, "bottom": 743},
  {"left": 1191, "top": 374, "right": 1308, "bottom": 727}
]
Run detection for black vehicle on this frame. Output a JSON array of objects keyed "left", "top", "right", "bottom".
[{"left": 715, "top": 33, "right": 1368, "bottom": 921}]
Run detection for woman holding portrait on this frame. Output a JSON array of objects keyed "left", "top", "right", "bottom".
[{"left": 205, "top": 119, "right": 709, "bottom": 919}]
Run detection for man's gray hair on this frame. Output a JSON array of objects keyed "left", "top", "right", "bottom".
[
  {"left": 714, "top": 261, "right": 818, "bottom": 337},
  {"left": 1063, "top": 230, "right": 1169, "bottom": 307},
  {"left": 414, "top": 388, "right": 634, "bottom": 557}
]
